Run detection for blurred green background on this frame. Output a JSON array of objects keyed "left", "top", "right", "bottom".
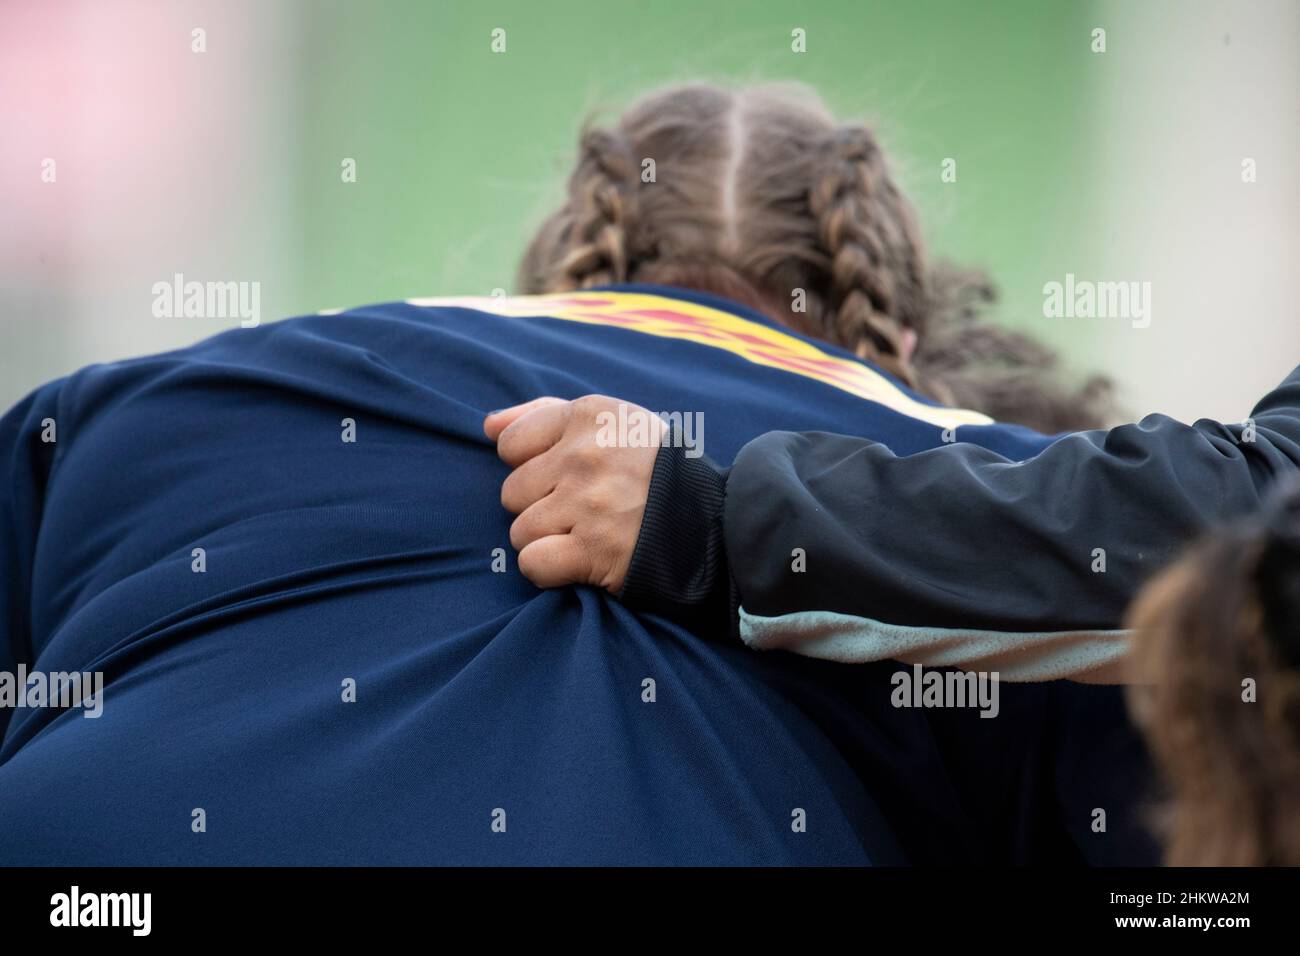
[
  {"left": 298, "top": 0, "right": 1096, "bottom": 322},
  {"left": 2, "top": 0, "right": 1296, "bottom": 420}
]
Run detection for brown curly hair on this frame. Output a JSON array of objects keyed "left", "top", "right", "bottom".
[
  {"left": 1126, "top": 483, "right": 1300, "bottom": 865},
  {"left": 518, "top": 82, "right": 1115, "bottom": 433}
]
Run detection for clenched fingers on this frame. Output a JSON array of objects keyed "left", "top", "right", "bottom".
[
  {"left": 495, "top": 401, "right": 572, "bottom": 467},
  {"left": 500, "top": 451, "right": 560, "bottom": 514},
  {"left": 483, "top": 397, "right": 565, "bottom": 442},
  {"left": 517, "top": 535, "right": 594, "bottom": 589},
  {"left": 509, "top": 497, "right": 572, "bottom": 552}
]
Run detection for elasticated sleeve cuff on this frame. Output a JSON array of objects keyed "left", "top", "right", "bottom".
[{"left": 617, "top": 442, "right": 740, "bottom": 642}]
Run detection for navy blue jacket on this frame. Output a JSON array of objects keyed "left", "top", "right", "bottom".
[{"left": 0, "top": 285, "right": 1154, "bottom": 864}]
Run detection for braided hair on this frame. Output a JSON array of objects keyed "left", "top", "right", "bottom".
[
  {"left": 550, "top": 128, "right": 643, "bottom": 291},
  {"left": 519, "top": 83, "right": 1115, "bottom": 430},
  {"left": 808, "top": 126, "right": 925, "bottom": 382}
]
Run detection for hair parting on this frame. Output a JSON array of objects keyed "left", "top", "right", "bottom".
[{"left": 520, "top": 83, "right": 1116, "bottom": 432}]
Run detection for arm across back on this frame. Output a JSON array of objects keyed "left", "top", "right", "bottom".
[{"left": 621, "top": 366, "right": 1300, "bottom": 680}]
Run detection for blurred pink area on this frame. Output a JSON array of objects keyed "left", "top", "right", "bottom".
[{"left": 0, "top": 1, "right": 277, "bottom": 280}]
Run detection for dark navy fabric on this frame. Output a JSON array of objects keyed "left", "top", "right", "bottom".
[{"left": 0, "top": 284, "right": 1155, "bottom": 864}]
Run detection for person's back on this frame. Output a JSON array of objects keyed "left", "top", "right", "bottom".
[{"left": 0, "top": 286, "right": 1154, "bottom": 864}]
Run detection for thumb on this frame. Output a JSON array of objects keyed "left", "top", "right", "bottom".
[{"left": 484, "top": 397, "right": 567, "bottom": 441}]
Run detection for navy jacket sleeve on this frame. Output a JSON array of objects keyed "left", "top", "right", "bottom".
[{"left": 620, "top": 366, "right": 1300, "bottom": 672}]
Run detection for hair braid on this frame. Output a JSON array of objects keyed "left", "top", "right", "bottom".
[
  {"left": 809, "top": 127, "right": 927, "bottom": 383},
  {"left": 520, "top": 83, "right": 1119, "bottom": 432},
  {"left": 551, "top": 128, "right": 641, "bottom": 290}
]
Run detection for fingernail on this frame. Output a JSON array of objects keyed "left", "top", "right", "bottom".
[{"left": 486, "top": 409, "right": 504, "bottom": 416}]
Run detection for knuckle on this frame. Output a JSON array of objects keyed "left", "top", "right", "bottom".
[
  {"left": 516, "top": 546, "right": 540, "bottom": 581},
  {"left": 571, "top": 393, "right": 611, "bottom": 422},
  {"left": 509, "top": 513, "right": 531, "bottom": 551},
  {"left": 496, "top": 426, "right": 521, "bottom": 461},
  {"left": 575, "top": 431, "right": 608, "bottom": 464},
  {"left": 500, "top": 472, "right": 520, "bottom": 511}
]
